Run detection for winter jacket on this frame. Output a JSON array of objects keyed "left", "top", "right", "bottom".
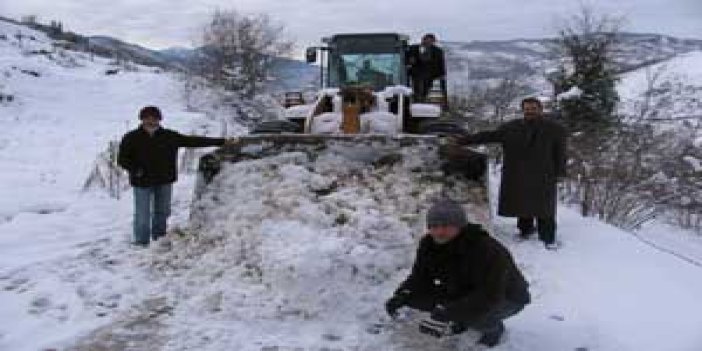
[
  {"left": 461, "top": 118, "right": 567, "bottom": 218},
  {"left": 406, "top": 44, "right": 446, "bottom": 81},
  {"left": 117, "top": 127, "right": 224, "bottom": 187},
  {"left": 397, "top": 223, "right": 530, "bottom": 322}
]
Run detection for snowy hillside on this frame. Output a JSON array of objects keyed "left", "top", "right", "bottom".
[
  {"left": 151, "top": 32, "right": 702, "bottom": 96},
  {"left": 444, "top": 33, "right": 702, "bottom": 91},
  {"left": 619, "top": 50, "right": 702, "bottom": 125},
  {"left": 2, "top": 19, "right": 702, "bottom": 351}
]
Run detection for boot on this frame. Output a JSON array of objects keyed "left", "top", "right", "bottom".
[{"left": 478, "top": 321, "right": 505, "bottom": 347}]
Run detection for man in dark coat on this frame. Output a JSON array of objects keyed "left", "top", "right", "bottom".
[
  {"left": 385, "top": 199, "right": 530, "bottom": 347},
  {"left": 455, "top": 97, "right": 567, "bottom": 249},
  {"left": 406, "top": 33, "right": 446, "bottom": 102},
  {"left": 118, "top": 106, "right": 231, "bottom": 247}
]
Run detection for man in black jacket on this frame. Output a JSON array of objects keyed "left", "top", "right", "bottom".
[
  {"left": 118, "top": 106, "right": 230, "bottom": 247},
  {"left": 406, "top": 33, "right": 446, "bottom": 102},
  {"left": 454, "top": 97, "right": 567, "bottom": 249},
  {"left": 385, "top": 198, "right": 530, "bottom": 347}
]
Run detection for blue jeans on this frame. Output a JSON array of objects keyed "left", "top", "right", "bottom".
[{"left": 133, "top": 184, "right": 172, "bottom": 245}]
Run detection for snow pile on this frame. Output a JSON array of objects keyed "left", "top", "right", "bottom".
[
  {"left": 360, "top": 111, "right": 399, "bottom": 134},
  {"left": 556, "top": 86, "right": 583, "bottom": 101},
  {"left": 144, "top": 150, "right": 488, "bottom": 348},
  {"left": 309, "top": 112, "right": 401, "bottom": 134}
]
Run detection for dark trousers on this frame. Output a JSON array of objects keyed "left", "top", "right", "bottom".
[
  {"left": 518, "top": 217, "right": 556, "bottom": 244},
  {"left": 411, "top": 76, "right": 435, "bottom": 102},
  {"left": 405, "top": 296, "right": 525, "bottom": 334}
]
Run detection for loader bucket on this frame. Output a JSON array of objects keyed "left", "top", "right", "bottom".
[{"left": 191, "top": 134, "right": 491, "bottom": 229}]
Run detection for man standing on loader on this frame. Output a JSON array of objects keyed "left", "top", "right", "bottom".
[{"left": 406, "top": 33, "right": 446, "bottom": 102}]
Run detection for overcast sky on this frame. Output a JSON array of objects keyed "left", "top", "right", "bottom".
[{"left": 2, "top": 0, "right": 701, "bottom": 54}]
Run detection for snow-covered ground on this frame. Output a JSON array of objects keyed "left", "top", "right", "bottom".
[
  {"left": 619, "top": 50, "right": 702, "bottom": 125},
  {"left": 2, "top": 20, "right": 702, "bottom": 351}
]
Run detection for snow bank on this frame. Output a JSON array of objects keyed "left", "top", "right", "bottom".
[{"left": 170, "top": 150, "right": 488, "bottom": 348}]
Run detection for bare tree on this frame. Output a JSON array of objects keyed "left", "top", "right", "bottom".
[
  {"left": 21, "top": 15, "right": 38, "bottom": 26},
  {"left": 198, "top": 9, "right": 292, "bottom": 97},
  {"left": 483, "top": 75, "right": 532, "bottom": 122}
]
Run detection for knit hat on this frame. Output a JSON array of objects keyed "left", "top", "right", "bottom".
[
  {"left": 139, "top": 106, "right": 162, "bottom": 120},
  {"left": 426, "top": 198, "right": 467, "bottom": 228}
]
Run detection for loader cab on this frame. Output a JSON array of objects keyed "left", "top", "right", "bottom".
[{"left": 307, "top": 33, "right": 410, "bottom": 92}]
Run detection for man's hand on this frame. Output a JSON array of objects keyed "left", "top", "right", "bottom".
[
  {"left": 385, "top": 290, "right": 411, "bottom": 319},
  {"left": 430, "top": 304, "right": 450, "bottom": 322}
]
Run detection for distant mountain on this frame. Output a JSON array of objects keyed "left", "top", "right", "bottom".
[
  {"left": 3, "top": 15, "right": 701, "bottom": 94},
  {"left": 443, "top": 32, "right": 702, "bottom": 85},
  {"left": 158, "top": 46, "right": 197, "bottom": 65},
  {"left": 0, "top": 16, "right": 184, "bottom": 69},
  {"left": 86, "top": 36, "right": 186, "bottom": 69}
]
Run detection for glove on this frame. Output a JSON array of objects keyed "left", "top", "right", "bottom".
[
  {"left": 430, "top": 304, "right": 450, "bottom": 322},
  {"left": 385, "top": 290, "right": 411, "bottom": 318},
  {"left": 418, "top": 318, "right": 453, "bottom": 338}
]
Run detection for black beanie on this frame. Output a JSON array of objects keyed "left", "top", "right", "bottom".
[{"left": 426, "top": 198, "right": 467, "bottom": 228}]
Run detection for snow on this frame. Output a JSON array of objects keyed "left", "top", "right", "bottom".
[
  {"left": 381, "top": 85, "right": 413, "bottom": 97},
  {"left": 682, "top": 156, "right": 702, "bottom": 172},
  {"left": 618, "top": 51, "right": 702, "bottom": 122},
  {"left": 410, "top": 103, "right": 442, "bottom": 118},
  {"left": 556, "top": 86, "right": 583, "bottom": 101},
  {"left": 309, "top": 112, "right": 342, "bottom": 134},
  {"left": 0, "top": 22, "right": 223, "bottom": 349},
  {"left": 283, "top": 103, "right": 313, "bottom": 119},
  {"left": 360, "top": 111, "right": 399, "bottom": 134},
  {"left": 2, "top": 19, "right": 702, "bottom": 351},
  {"left": 511, "top": 41, "right": 549, "bottom": 54}
]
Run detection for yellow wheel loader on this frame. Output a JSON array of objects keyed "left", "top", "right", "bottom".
[{"left": 191, "top": 33, "right": 490, "bottom": 228}]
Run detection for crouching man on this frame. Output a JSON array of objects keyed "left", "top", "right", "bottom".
[{"left": 385, "top": 198, "right": 530, "bottom": 347}]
